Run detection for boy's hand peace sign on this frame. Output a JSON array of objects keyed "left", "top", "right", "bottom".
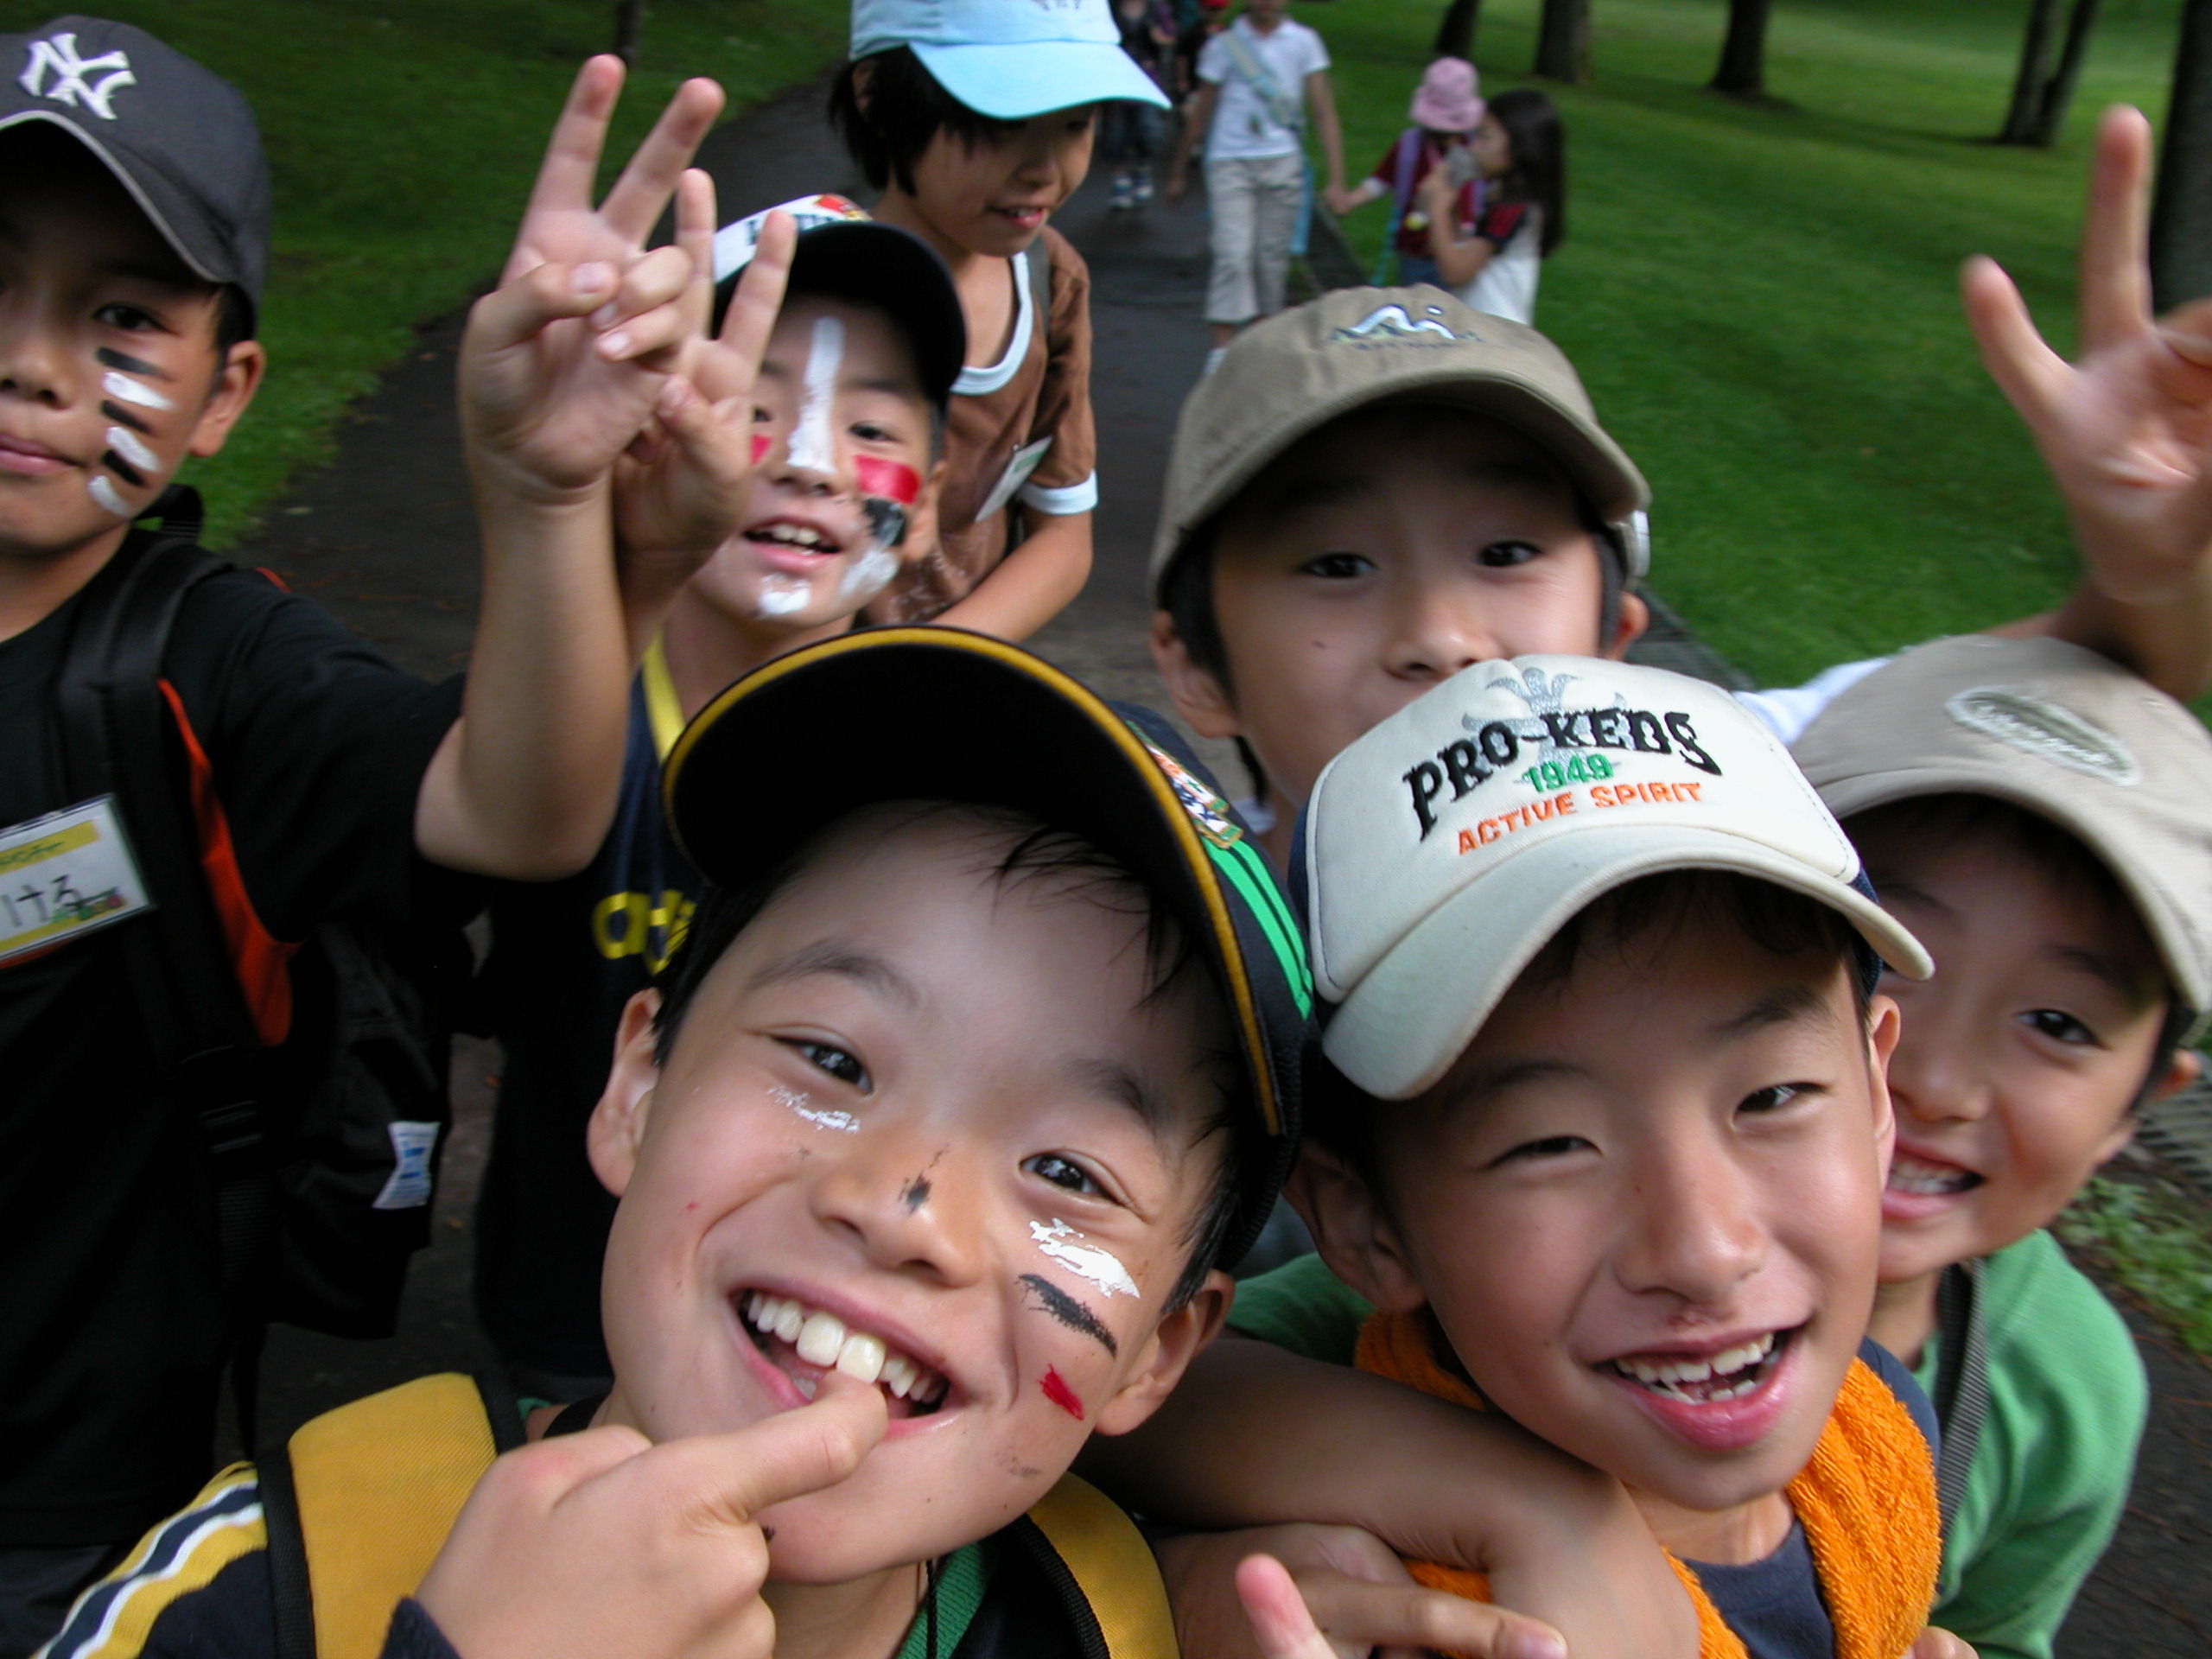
[
  {"left": 1967, "top": 105, "right": 2212, "bottom": 695},
  {"left": 416, "top": 1379, "right": 887, "bottom": 1659},
  {"left": 462, "top": 57, "right": 725, "bottom": 505}
]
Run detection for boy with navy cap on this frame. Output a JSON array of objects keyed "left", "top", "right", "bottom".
[
  {"left": 0, "top": 19, "right": 762, "bottom": 1649},
  {"left": 827, "top": 0, "right": 1166, "bottom": 636}
]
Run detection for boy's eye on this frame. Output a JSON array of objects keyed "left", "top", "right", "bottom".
[
  {"left": 2019, "top": 1007, "right": 2098, "bottom": 1047},
  {"left": 753, "top": 404, "right": 774, "bottom": 425},
  {"left": 94, "top": 302, "right": 161, "bottom": 333},
  {"left": 1491, "top": 1134, "right": 1591, "bottom": 1165},
  {"left": 1023, "top": 1152, "right": 1103, "bottom": 1196},
  {"left": 849, "top": 420, "right": 893, "bottom": 443},
  {"left": 789, "top": 1040, "right": 870, "bottom": 1090},
  {"left": 1476, "top": 540, "right": 1541, "bottom": 569},
  {"left": 1739, "top": 1083, "right": 1806, "bottom": 1115},
  {"left": 1299, "top": 550, "right": 1373, "bottom": 580}
]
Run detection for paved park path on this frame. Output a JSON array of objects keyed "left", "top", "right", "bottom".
[{"left": 219, "top": 73, "right": 2209, "bottom": 1657}]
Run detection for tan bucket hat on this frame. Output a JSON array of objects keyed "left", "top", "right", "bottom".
[{"left": 1148, "top": 287, "right": 1650, "bottom": 601}]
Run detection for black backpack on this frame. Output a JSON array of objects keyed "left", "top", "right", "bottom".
[{"left": 53, "top": 487, "right": 467, "bottom": 1428}]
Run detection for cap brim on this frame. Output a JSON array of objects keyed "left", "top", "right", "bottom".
[
  {"left": 911, "top": 40, "right": 1171, "bottom": 115},
  {"left": 1323, "top": 822, "right": 1933, "bottom": 1100},
  {"left": 1817, "top": 764, "right": 2212, "bottom": 1020},
  {"left": 665, "top": 627, "right": 1291, "bottom": 1135}
]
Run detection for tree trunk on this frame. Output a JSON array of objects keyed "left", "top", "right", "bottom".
[
  {"left": 1999, "top": 0, "right": 2063, "bottom": 143},
  {"left": 2026, "top": 0, "right": 2104, "bottom": 146},
  {"left": 2152, "top": 0, "right": 2212, "bottom": 308},
  {"left": 1534, "top": 0, "right": 1588, "bottom": 83},
  {"left": 613, "top": 0, "right": 646, "bottom": 64},
  {"left": 1710, "top": 0, "right": 1775, "bottom": 98},
  {"left": 1433, "top": 0, "right": 1483, "bottom": 63}
]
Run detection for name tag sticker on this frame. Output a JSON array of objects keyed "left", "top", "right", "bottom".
[
  {"left": 977, "top": 435, "right": 1055, "bottom": 524},
  {"left": 0, "top": 797, "right": 152, "bottom": 965}
]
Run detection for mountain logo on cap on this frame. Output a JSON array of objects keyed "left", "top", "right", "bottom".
[
  {"left": 19, "top": 33, "right": 136, "bottom": 122},
  {"left": 1331, "top": 303, "right": 1473, "bottom": 346},
  {"left": 1946, "top": 687, "right": 2141, "bottom": 785}
]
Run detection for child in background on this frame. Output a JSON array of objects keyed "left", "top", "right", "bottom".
[
  {"left": 0, "top": 25, "right": 743, "bottom": 1649},
  {"left": 1785, "top": 633, "right": 2210, "bottom": 1659},
  {"left": 1105, "top": 0, "right": 1178, "bottom": 209},
  {"left": 1414, "top": 86, "right": 1563, "bottom": 325},
  {"left": 1166, "top": 0, "right": 1348, "bottom": 361},
  {"left": 830, "top": 0, "right": 1166, "bottom": 637},
  {"left": 45, "top": 628, "right": 1313, "bottom": 1659},
  {"left": 1325, "top": 57, "right": 1484, "bottom": 289},
  {"left": 473, "top": 195, "right": 966, "bottom": 1398}
]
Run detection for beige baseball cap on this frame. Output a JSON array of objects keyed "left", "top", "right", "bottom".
[
  {"left": 1304, "top": 655, "right": 1931, "bottom": 1099},
  {"left": 1791, "top": 633, "right": 2212, "bottom": 1024},
  {"left": 1147, "top": 287, "right": 1652, "bottom": 602}
]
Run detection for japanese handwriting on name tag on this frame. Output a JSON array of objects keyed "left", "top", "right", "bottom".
[{"left": 0, "top": 798, "right": 152, "bottom": 965}]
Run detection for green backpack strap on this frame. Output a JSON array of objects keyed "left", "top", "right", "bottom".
[
  {"left": 1023, "top": 1475, "right": 1179, "bottom": 1659},
  {"left": 261, "top": 1373, "right": 522, "bottom": 1659}
]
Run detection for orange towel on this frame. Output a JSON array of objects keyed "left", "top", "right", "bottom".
[{"left": 1355, "top": 1310, "right": 1939, "bottom": 1659}]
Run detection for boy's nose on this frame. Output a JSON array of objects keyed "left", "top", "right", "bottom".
[
  {"left": 1382, "top": 593, "right": 1495, "bottom": 682},
  {"left": 1613, "top": 1149, "right": 1769, "bottom": 1306},
  {"left": 1884, "top": 1033, "right": 1992, "bottom": 1128},
  {"left": 807, "top": 1123, "right": 988, "bottom": 1287}
]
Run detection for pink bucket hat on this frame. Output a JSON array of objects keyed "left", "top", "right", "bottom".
[{"left": 1409, "top": 57, "right": 1483, "bottom": 133}]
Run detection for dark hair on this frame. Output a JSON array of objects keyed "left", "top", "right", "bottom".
[
  {"left": 652, "top": 800, "right": 1248, "bottom": 1310},
  {"left": 828, "top": 47, "right": 1025, "bottom": 194},
  {"left": 1843, "top": 791, "right": 2192, "bottom": 1109},
  {"left": 213, "top": 284, "right": 255, "bottom": 356},
  {"left": 1307, "top": 869, "right": 1873, "bottom": 1173},
  {"left": 1486, "top": 88, "right": 1565, "bottom": 256}
]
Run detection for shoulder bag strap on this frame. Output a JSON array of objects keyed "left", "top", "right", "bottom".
[
  {"left": 1022, "top": 1475, "right": 1179, "bottom": 1659},
  {"left": 1930, "top": 1256, "right": 1991, "bottom": 1537},
  {"left": 1219, "top": 22, "right": 1300, "bottom": 130}
]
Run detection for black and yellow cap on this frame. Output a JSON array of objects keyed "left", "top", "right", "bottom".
[{"left": 663, "top": 627, "right": 1313, "bottom": 1267}]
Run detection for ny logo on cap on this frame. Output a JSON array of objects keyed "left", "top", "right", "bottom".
[{"left": 19, "top": 33, "right": 137, "bottom": 121}]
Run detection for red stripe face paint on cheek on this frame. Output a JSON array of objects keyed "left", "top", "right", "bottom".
[
  {"left": 751, "top": 434, "right": 771, "bottom": 465},
  {"left": 1039, "top": 1368, "right": 1085, "bottom": 1421},
  {"left": 853, "top": 455, "right": 920, "bottom": 505}
]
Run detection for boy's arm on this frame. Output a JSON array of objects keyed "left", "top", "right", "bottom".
[
  {"left": 414, "top": 59, "right": 727, "bottom": 879},
  {"left": 1968, "top": 105, "right": 2212, "bottom": 700},
  {"left": 1079, "top": 1336, "right": 1698, "bottom": 1658},
  {"left": 925, "top": 508, "right": 1093, "bottom": 640},
  {"left": 1303, "top": 71, "right": 1346, "bottom": 203}
]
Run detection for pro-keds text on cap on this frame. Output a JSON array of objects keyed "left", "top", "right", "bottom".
[
  {"left": 1150, "top": 286, "right": 1651, "bottom": 601},
  {"left": 1304, "top": 655, "right": 1930, "bottom": 1100},
  {"left": 851, "top": 0, "right": 1171, "bottom": 118},
  {"left": 0, "top": 16, "right": 270, "bottom": 321},
  {"left": 1791, "top": 633, "right": 2212, "bottom": 1030}
]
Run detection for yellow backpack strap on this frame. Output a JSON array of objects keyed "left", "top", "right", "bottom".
[
  {"left": 1022, "top": 1475, "right": 1179, "bottom": 1659},
  {"left": 262, "top": 1373, "right": 518, "bottom": 1659}
]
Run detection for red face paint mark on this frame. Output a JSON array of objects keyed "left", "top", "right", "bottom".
[
  {"left": 751, "top": 433, "right": 771, "bottom": 465},
  {"left": 1040, "top": 1367, "right": 1084, "bottom": 1421},
  {"left": 853, "top": 455, "right": 920, "bottom": 505}
]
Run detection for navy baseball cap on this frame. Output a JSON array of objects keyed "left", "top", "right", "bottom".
[
  {"left": 0, "top": 16, "right": 270, "bottom": 326},
  {"left": 663, "top": 628, "right": 1314, "bottom": 1266}
]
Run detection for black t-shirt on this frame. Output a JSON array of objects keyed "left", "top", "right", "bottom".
[
  {"left": 0, "top": 531, "right": 464, "bottom": 1545},
  {"left": 474, "top": 683, "right": 699, "bottom": 1380}
]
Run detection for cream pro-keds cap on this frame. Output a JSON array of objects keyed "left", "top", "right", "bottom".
[
  {"left": 1305, "top": 656, "right": 1931, "bottom": 1099},
  {"left": 1791, "top": 633, "right": 2212, "bottom": 1025},
  {"left": 1148, "top": 287, "right": 1650, "bottom": 601}
]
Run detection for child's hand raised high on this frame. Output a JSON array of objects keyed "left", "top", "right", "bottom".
[
  {"left": 461, "top": 57, "right": 725, "bottom": 507},
  {"left": 1965, "top": 105, "right": 2212, "bottom": 698}
]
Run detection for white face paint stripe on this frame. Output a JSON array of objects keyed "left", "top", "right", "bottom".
[
  {"left": 786, "top": 314, "right": 842, "bottom": 477},
  {"left": 102, "top": 371, "right": 173, "bottom": 411},
  {"left": 771, "top": 1083, "right": 859, "bottom": 1132},
  {"left": 836, "top": 543, "right": 899, "bottom": 604},
  {"left": 105, "top": 425, "right": 156, "bottom": 474},
  {"left": 87, "top": 475, "right": 130, "bottom": 516},
  {"left": 1031, "top": 1219, "right": 1140, "bottom": 1298},
  {"left": 754, "top": 573, "right": 810, "bottom": 619}
]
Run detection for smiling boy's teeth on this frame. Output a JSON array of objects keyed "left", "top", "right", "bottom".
[
  {"left": 1889, "top": 1154, "right": 1974, "bottom": 1195},
  {"left": 836, "top": 1331, "right": 887, "bottom": 1384},
  {"left": 774, "top": 1300, "right": 804, "bottom": 1342},
  {"left": 1616, "top": 1332, "right": 1777, "bottom": 1398},
  {"left": 881, "top": 1353, "right": 917, "bottom": 1398},
  {"left": 796, "top": 1309, "right": 848, "bottom": 1366}
]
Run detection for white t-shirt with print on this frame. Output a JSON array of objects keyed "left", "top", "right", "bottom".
[{"left": 1198, "top": 17, "right": 1329, "bottom": 162}]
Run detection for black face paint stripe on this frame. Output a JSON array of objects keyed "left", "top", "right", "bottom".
[
  {"left": 101, "top": 401, "right": 151, "bottom": 435},
  {"left": 900, "top": 1177, "right": 932, "bottom": 1212},
  {"left": 96, "top": 347, "right": 170, "bottom": 378},
  {"left": 101, "top": 450, "right": 145, "bottom": 489},
  {"left": 1019, "top": 1273, "right": 1118, "bottom": 1357}
]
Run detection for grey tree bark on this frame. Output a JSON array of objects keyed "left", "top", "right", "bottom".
[
  {"left": 1534, "top": 0, "right": 1589, "bottom": 83},
  {"left": 1710, "top": 0, "right": 1776, "bottom": 97},
  {"left": 2152, "top": 0, "right": 2212, "bottom": 308},
  {"left": 1434, "top": 0, "right": 1482, "bottom": 65}
]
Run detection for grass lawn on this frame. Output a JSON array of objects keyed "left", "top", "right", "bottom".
[
  {"left": 1315, "top": 0, "right": 2184, "bottom": 687},
  {"left": 0, "top": 0, "right": 850, "bottom": 547}
]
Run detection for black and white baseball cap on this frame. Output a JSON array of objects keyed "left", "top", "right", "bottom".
[{"left": 0, "top": 16, "right": 270, "bottom": 324}]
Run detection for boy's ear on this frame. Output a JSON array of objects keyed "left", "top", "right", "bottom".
[
  {"left": 1285, "top": 1144, "right": 1427, "bottom": 1314},
  {"left": 1604, "top": 588, "right": 1649, "bottom": 659},
  {"left": 850, "top": 58, "right": 878, "bottom": 118},
  {"left": 587, "top": 989, "right": 666, "bottom": 1199},
  {"left": 1863, "top": 992, "right": 1902, "bottom": 1172},
  {"left": 1148, "top": 610, "right": 1243, "bottom": 741},
  {"left": 187, "top": 339, "right": 266, "bottom": 461},
  {"left": 2102, "top": 1043, "right": 2202, "bottom": 1164},
  {"left": 899, "top": 454, "right": 950, "bottom": 567},
  {"left": 1091, "top": 1269, "right": 1235, "bottom": 1437}
]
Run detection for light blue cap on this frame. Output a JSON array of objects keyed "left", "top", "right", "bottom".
[{"left": 851, "top": 0, "right": 1172, "bottom": 116}]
